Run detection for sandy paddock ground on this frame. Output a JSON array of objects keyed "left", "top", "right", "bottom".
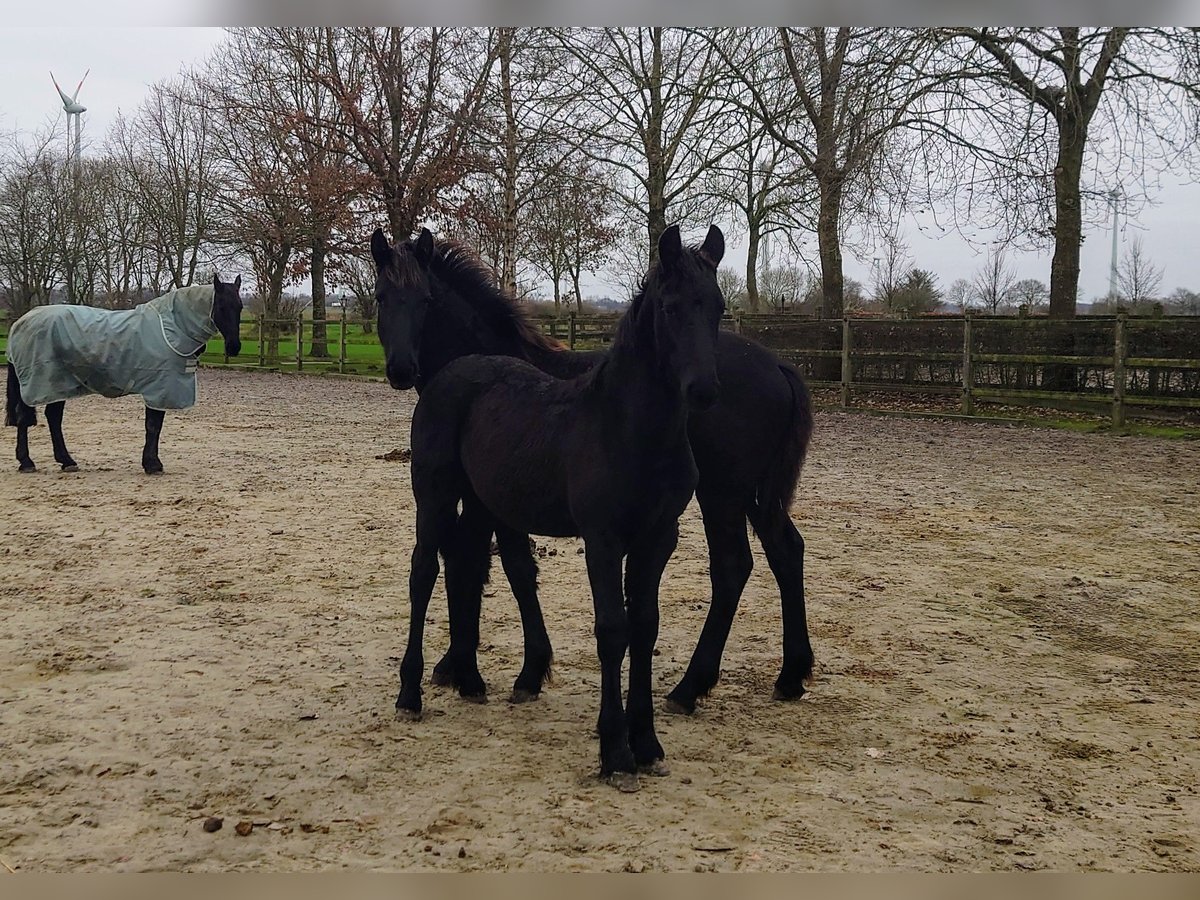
[{"left": 0, "top": 369, "right": 1197, "bottom": 873}]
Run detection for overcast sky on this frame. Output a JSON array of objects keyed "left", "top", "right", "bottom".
[{"left": 3, "top": 26, "right": 1199, "bottom": 302}]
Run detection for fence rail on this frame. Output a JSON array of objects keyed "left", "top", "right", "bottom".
[{"left": 5, "top": 306, "right": 1199, "bottom": 425}]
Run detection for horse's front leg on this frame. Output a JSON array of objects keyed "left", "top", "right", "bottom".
[
  {"left": 624, "top": 519, "right": 678, "bottom": 775},
  {"left": 45, "top": 402, "right": 78, "bottom": 472},
  {"left": 396, "top": 498, "right": 458, "bottom": 719},
  {"left": 584, "top": 531, "right": 637, "bottom": 790},
  {"left": 142, "top": 407, "right": 165, "bottom": 474}
]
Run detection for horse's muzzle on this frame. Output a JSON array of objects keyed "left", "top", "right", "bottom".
[{"left": 386, "top": 362, "right": 418, "bottom": 391}]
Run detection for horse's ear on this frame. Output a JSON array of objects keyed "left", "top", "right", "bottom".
[
  {"left": 658, "top": 224, "right": 683, "bottom": 270},
  {"left": 701, "top": 225, "right": 725, "bottom": 267},
  {"left": 370, "top": 228, "right": 391, "bottom": 270},
  {"left": 213, "top": 272, "right": 223, "bottom": 287},
  {"left": 233, "top": 274, "right": 241, "bottom": 292},
  {"left": 415, "top": 228, "right": 435, "bottom": 264}
]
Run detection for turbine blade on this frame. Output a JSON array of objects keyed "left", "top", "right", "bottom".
[
  {"left": 73, "top": 69, "right": 90, "bottom": 100},
  {"left": 50, "top": 71, "right": 72, "bottom": 106}
]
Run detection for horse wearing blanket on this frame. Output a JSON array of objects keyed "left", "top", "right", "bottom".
[{"left": 5, "top": 275, "right": 243, "bottom": 474}]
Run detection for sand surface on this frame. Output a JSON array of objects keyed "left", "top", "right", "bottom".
[{"left": 1, "top": 369, "right": 1197, "bottom": 872}]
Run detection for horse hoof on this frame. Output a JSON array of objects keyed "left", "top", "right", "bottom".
[
  {"left": 662, "top": 697, "right": 694, "bottom": 716},
  {"left": 144, "top": 469, "right": 163, "bottom": 476},
  {"left": 606, "top": 772, "right": 640, "bottom": 793},
  {"left": 638, "top": 759, "right": 670, "bottom": 777},
  {"left": 394, "top": 707, "right": 422, "bottom": 722},
  {"left": 509, "top": 688, "right": 540, "bottom": 704},
  {"left": 18, "top": 465, "right": 36, "bottom": 473},
  {"left": 60, "top": 464, "right": 79, "bottom": 473},
  {"left": 772, "top": 685, "right": 806, "bottom": 702},
  {"left": 430, "top": 670, "right": 454, "bottom": 688},
  {"left": 460, "top": 692, "right": 487, "bottom": 705}
]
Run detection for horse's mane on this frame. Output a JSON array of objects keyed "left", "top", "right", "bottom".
[{"left": 409, "top": 237, "right": 565, "bottom": 355}]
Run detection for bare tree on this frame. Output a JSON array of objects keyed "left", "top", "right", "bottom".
[
  {"left": 711, "top": 27, "right": 943, "bottom": 319},
  {"left": 1166, "top": 286, "right": 1200, "bottom": 316},
  {"left": 277, "top": 27, "right": 499, "bottom": 241},
  {"left": 111, "top": 78, "right": 216, "bottom": 291},
  {"left": 215, "top": 29, "right": 374, "bottom": 357},
  {"left": 932, "top": 28, "right": 1200, "bottom": 319},
  {"left": 338, "top": 253, "right": 378, "bottom": 332},
  {"left": 758, "top": 262, "right": 804, "bottom": 311},
  {"left": 870, "top": 236, "right": 912, "bottom": 312},
  {"left": 945, "top": 277, "right": 974, "bottom": 312},
  {"left": 0, "top": 131, "right": 61, "bottom": 316},
  {"left": 716, "top": 267, "right": 747, "bottom": 310},
  {"left": 972, "top": 245, "right": 1018, "bottom": 314},
  {"left": 552, "top": 27, "right": 733, "bottom": 266},
  {"left": 702, "top": 36, "right": 814, "bottom": 311},
  {"left": 1117, "top": 235, "right": 1164, "bottom": 309},
  {"left": 1010, "top": 278, "right": 1049, "bottom": 313},
  {"left": 526, "top": 158, "right": 619, "bottom": 313}
]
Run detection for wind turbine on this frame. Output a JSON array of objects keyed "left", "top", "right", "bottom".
[{"left": 51, "top": 69, "right": 89, "bottom": 173}]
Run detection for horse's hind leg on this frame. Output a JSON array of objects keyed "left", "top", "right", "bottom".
[
  {"left": 45, "top": 402, "right": 78, "bottom": 472},
  {"left": 665, "top": 485, "right": 753, "bottom": 714},
  {"left": 15, "top": 424, "right": 35, "bottom": 472},
  {"left": 496, "top": 525, "right": 554, "bottom": 703},
  {"left": 142, "top": 407, "right": 165, "bottom": 474},
  {"left": 749, "top": 502, "right": 813, "bottom": 701}
]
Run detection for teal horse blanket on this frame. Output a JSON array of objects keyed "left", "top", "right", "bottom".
[{"left": 7, "top": 285, "right": 218, "bottom": 411}]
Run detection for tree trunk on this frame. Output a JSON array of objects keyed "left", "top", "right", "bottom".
[
  {"left": 645, "top": 27, "right": 668, "bottom": 264},
  {"left": 309, "top": 238, "right": 329, "bottom": 358},
  {"left": 814, "top": 170, "right": 845, "bottom": 380},
  {"left": 745, "top": 227, "right": 761, "bottom": 312},
  {"left": 817, "top": 172, "right": 845, "bottom": 320},
  {"left": 571, "top": 271, "right": 583, "bottom": 312},
  {"left": 1048, "top": 120, "right": 1085, "bottom": 320},
  {"left": 498, "top": 27, "right": 519, "bottom": 296},
  {"left": 1045, "top": 116, "right": 1086, "bottom": 390},
  {"left": 552, "top": 277, "right": 561, "bottom": 314}
]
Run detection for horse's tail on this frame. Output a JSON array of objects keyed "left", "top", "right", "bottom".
[
  {"left": 753, "top": 360, "right": 813, "bottom": 523},
  {"left": 5, "top": 362, "right": 36, "bottom": 427}
]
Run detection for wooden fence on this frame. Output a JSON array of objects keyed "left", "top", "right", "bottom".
[
  {"left": 529, "top": 310, "right": 1200, "bottom": 426},
  {"left": 726, "top": 311, "right": 1200, "bottom": 426},
  {"left": 7, "top": 306, "right": 1198, "bottom": 426}
]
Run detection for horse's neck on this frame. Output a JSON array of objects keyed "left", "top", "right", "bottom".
[
  {"left": 416, "top": 294, "right": 520, "bottom": 390},
  {"left": 592, "top": 336, "right": 688, "bottom": 445}
]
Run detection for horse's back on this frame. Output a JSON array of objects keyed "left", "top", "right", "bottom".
[
  {"left": 5, "top": 303, "right": 191, "bottom": 408},
  {"left": 413, "top": 355, "right": 583, "bottom": 537}
]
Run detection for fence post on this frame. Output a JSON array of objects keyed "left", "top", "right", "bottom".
[
  {"left": 733, "top": 311, "right": 743, "bottom": 335},
  {"left": 296, "top": 315, "right": 304, "bottom": 371},
  {"left": 339, "top": 305, "right": 348, "bottom": 374},
  {"left": 840, "top": 315, "right": 852, "bottom": 409},
  {"left": 962, "top": 310, "right": 975, "bottom": 416},
  {"left": 257, "top": 314, "right": 265, "bottom": 368},
  {"left": 568, "top": 310, "right": 577, "bottom": 350},
  {"left": 1112, "top": 310, "right": 1127, "bottom": 428}
]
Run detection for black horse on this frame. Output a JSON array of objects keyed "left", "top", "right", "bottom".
[
  {"left": 5, "top": 275, "right": 242, "bottom": 474},
  {"left": 372, "top": 227, "right": 814, "bottom": 714},
  {"left": 394, "top": 224, "right": 725, "bottom": 788}
]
